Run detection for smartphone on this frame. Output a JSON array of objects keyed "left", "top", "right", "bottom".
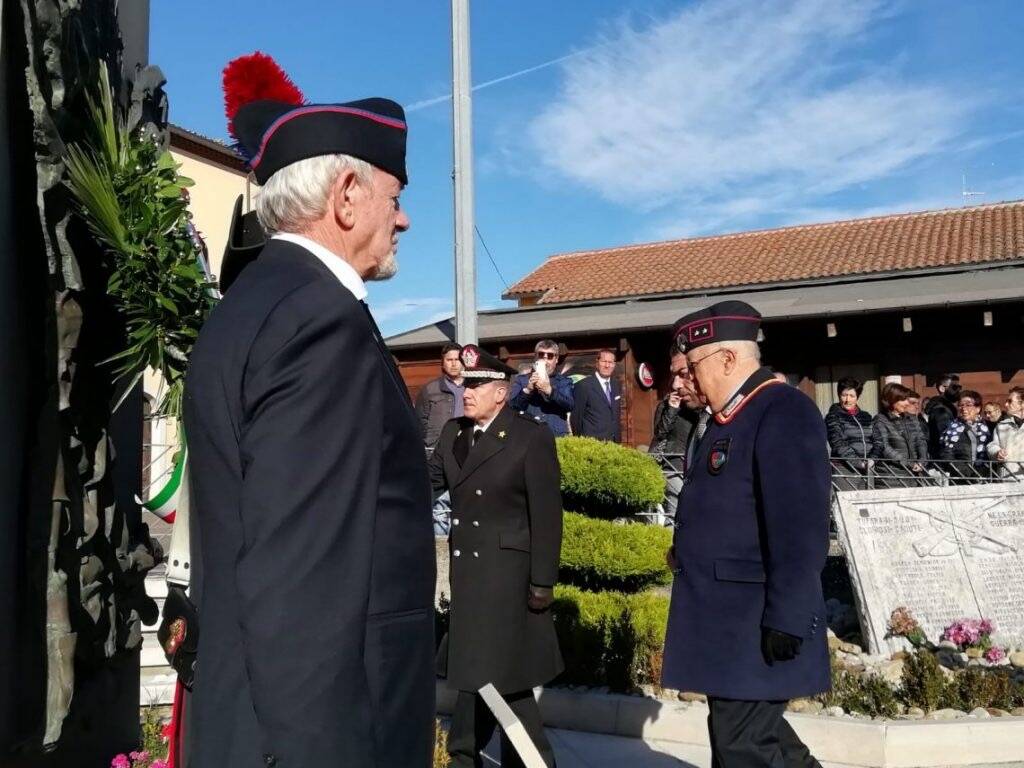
[{"left": 533, "top": 359, "right": 549, "bottom": 382}]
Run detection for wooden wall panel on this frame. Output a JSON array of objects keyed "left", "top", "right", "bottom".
[{"left": 399, "top": 360, "right": 441, "bottom": 403}]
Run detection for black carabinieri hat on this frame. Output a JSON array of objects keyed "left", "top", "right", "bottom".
[
  {"left": 672, "top": 300, "right": 762, "bottom": 354},
  {"left": 223, "top": 52, "right": 408, "bottom": 186},
  {"left": 460, "top": 345, "right": 517, "bottom": 382},
  {"left": 219, "top": 195, "right": 266, "bottom": 293}
]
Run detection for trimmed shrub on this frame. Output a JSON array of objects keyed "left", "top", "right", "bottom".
[
  {"left": 820, "top": 657, "right": 900, "bottom": 718},
  {"left": 943, "top": 667, "right": 1024, "bottom": 712},
  {"left": 557, "top": 437, "right": 665, "bottom": 518},
  {"left": 820, "top": 648, "right": 1024, "bottom": 717},
  {"left": 900, "top": 649, "right": 947, "bottom": 712},
  {"left": 627, "top": 589, "right": 671, "bottom": 690},
  {"left": 551, "top": 585, "right": 669, "bottom": 692},
  {"left": 559, "top": 512, "right": 672, "bottom": 592}
]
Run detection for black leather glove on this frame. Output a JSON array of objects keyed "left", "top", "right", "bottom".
[
  {"left": 527, "top": 584, "right": 554, "bottom": 612},
  {"left": 761, "top": 627, "right": 802, "bottom": 666}
]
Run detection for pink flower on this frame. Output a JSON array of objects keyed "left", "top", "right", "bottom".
[
  {"left": 129, "top": 752, "right": 149, "bottom": 763},
  {"left": 111, "top": 755, "right": 131, "bottom": 768},
  {"left": 943, "top": 620, "right": 980, "bottom": 648},
  {"left": 151, "top": 760, "right": 169, "bottom": 768},
  {"left": 979, "top": 619, "right": 995, "bottom": 636},
  {"left": 985, "top": 646, "right": 1006, "bottom": 663}
]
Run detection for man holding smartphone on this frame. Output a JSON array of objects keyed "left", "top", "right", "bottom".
[{"left": 509, "top": 339, "right": 575, "bottom": 436}]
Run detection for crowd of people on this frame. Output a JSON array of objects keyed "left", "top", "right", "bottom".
[
  {"left": 416, "top": 338, "right": 623, "bottom": 446},
  {"left": 825, "top": 375, "right": 1024, "bottom": 484},
  {"left": 416, "top": 344, "right": 1024, "bottom": 516}
]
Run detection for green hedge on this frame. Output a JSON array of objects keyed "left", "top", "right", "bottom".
[
  {"left": 557, "top": 437, "right": 665, "bottom": 518},
  {"left": 559, "top": 512, "right": 672, "bottom": 592},
  {"left": 551, "top": 585, "right": 669, "bottom": 692}
]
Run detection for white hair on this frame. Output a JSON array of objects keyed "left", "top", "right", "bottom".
[
  {"left": 703, "top": 340, "right": 762, "bottom": 363},
  {"left": 256, "top": 153, "right": 373, "bottom": 234}
]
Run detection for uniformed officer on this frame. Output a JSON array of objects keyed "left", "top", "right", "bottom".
[
  {"left": 429, "top": 344, "right": 564, "bottom": 768},
  {"left": 662, "top": 301, "right": 831, "bottom": 768}
]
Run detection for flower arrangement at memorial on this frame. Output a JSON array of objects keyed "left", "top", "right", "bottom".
[
  {"left": 942, "top": 618, "right": 996, "bottom": 652},
  {"left": 887, "top": 607, "right": 927, "bottom": 647},
  {"left": 64, "top": 64, "right": 217, "bottom": 419},
  {"left": 886, "top": 608, "right": 1010, "bottom": 662}
]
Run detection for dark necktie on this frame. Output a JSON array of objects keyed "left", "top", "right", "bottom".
[
  {"left": 695, "top": 410, "right": 711, "bottom": 442},
  {"left": 686, "top": 410, "right": 712, "bottom": 471},
  {"left": 472, "top": 428, "right": 483, "bottom": 447},
  {"left": 603, "top": 379, "right": 612, "bottom": 403}
]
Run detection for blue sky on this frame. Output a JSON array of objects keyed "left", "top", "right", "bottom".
[{"left": 152, "top": 0, "right": 1024, "bottom": 337}]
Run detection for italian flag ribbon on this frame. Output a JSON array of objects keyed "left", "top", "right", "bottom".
[{"left": 139, "top": 446, "right": 187, "bottom": 523}]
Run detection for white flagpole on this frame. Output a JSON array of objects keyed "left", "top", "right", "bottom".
[{"left": 451, "top": 0, "right": 478, "bottom": 345}]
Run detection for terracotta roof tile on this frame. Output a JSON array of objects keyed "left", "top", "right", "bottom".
[{"left": 503, "top": 201, "right": 1024, "bottom": 304}]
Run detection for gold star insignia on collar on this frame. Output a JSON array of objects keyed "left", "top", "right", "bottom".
[{"left": 498, "top": 430, "right": 506, "bottom": 439}]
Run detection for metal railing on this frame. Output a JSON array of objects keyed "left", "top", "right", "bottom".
[
  {"left": 648, "top": 452, "right": 1024, "bottom": 491},
  {"left": 829, "top": 457, "right": 1024, "bottom": 491}
]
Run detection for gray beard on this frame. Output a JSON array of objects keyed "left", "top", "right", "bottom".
[{"left": 368, "top": 251, "right": 398, "bottom": 281}]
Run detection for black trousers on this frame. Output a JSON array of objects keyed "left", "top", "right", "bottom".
[
  {"left": 707, "top": 698, "right": 821, "bottom": 768},
  {"left": 448, "top": 689, "right": 556, "bottom": 768}
]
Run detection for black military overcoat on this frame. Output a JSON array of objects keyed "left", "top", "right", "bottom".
[
  {"left": 430, "top": 407, "right": 564, "bottom": 694},
  {"left": 183, "top": 239, "right": 435, "bottom": 768}
]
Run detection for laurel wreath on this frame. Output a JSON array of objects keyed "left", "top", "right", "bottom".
[{"left": 63, "top": 64, "right": 217, "bottom": 418}]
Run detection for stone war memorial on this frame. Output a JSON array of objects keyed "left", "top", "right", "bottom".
[{"left": 834, "top": 483, "right": 1024, "bottom": 655}]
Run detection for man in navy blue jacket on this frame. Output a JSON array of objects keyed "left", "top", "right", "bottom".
[
  {"left": 570, "top": 349, "right": 622, "bottom": 442},
  {"left": 663, "top": 301, "right": 830, "bottom": 768},
  {"left": 509, "top": 339, "right": 574, "bottom": 436},
  {"left": 183, "top": 56, "right": 435, "bottom": 768}
]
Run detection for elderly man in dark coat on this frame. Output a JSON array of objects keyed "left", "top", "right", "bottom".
[
  {"left": 430, "top": 345, "right": 564, "bottom": 768},
  {"left": 182, "top": 54, "right": 435, "bottom": 768},
  {"left": 663, "top": 301, "right": 831, "bottom": 768}
]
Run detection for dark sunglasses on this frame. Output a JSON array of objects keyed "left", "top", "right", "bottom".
[{"left": 535, "top": 351, "right": 558, "bottom": 360}]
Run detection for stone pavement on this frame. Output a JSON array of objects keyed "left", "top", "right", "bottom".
[
  {"left": 473, "top": 728, "right": 1024, "bottom": 768},
  {"left": 469, "top": 727, "right": 705, "bottom": 767}
]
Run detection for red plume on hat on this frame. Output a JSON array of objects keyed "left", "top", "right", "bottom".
[{"left": 222, "top": 52, "right": 304, "bottom": 142}]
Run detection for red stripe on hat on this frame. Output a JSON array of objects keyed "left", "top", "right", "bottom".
[
  {"left": 250, "top": 105, "right": 407, "bottom": 168},
  {"left": 673, "top": 314, "right": 760, "bottom": 338}
]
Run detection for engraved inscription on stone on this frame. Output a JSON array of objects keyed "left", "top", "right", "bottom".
[{"left": 834, "top": 485, "right": 1024, "bottom": 654}]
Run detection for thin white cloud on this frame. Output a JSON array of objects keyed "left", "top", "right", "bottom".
[
  {"left": 371, "top": 296, "right": 451, "bottom": 324},
  {"left": 406, "top": 48, "right": 595, "bottom": 113},
  {"left": 528, "top": 0, "right": 983, "bottom": 231}
]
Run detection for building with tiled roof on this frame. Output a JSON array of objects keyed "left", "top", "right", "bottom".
[
  {"left": 169, "top": 124, "right": 253, "bottom": 278},
  {"left": 388, "top": 201, "right": 1024, "bottom": 447},
  {"left": 503, "top": 201, "right": 1024, "bottom": 306}
]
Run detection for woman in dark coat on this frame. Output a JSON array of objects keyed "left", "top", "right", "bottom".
[
  {"left": 825, "top": 377, "right": 873, "bottom": 489},
  {"left": 938, "top": 389, "right": 992, "bottom": 481},
  {"left": 871, "top": 383, "right": 929, "bottom": 486}
]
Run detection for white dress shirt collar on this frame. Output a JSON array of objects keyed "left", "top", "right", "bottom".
[
  {"left": 272, "top": 232, "right": 368, "bottom": 301},
  {"left": 475, "top": 413, "right": 500, "bottom": 433}
]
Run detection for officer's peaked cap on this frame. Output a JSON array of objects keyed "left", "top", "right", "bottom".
[{"left": 460, "top": 345, "right": 517, "bottom": 381}]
